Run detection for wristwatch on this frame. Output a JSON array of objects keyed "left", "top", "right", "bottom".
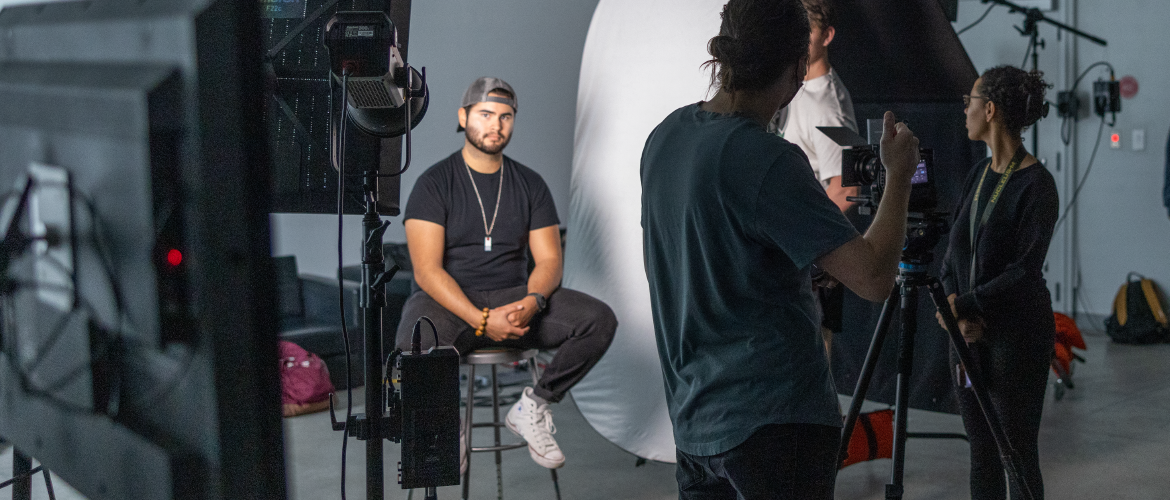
[{"left": 527, "top": 292, "right": 547, "bottom": 312}]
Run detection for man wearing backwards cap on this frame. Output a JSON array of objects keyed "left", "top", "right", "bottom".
[{"left": 396, "top": 77, "right": 617, "bottom": 470}]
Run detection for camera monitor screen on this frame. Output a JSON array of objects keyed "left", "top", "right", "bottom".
[
  {"left": 911, "top": 159, "right": 929, "bottom": 185},
  {"left": 0, "top": 1, "right": 285, "bottom": 498}
]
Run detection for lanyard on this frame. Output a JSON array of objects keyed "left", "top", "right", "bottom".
[{"left": 967, "top": 145, "right": 1027, "bottom": 287}]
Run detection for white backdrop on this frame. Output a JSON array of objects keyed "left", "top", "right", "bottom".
[{"left": 564, "top": 0, "right": 727, "bottom": 463}]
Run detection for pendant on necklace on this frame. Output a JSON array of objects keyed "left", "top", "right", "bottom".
[{"left": 484, "top": 236, "right": 492, "bottom": 252}]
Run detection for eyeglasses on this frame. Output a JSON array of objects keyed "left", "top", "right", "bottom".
[{"left": 962, "top": 94, "right": 989, "bottom": 107}]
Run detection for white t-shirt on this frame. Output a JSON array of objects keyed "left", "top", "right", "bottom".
[{"left": 769, "top": 68, "right": 857, "bottom": 186}]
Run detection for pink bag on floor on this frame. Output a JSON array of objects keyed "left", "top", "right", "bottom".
[{"left": 279, "top": 340, "right": 335, "bottom": 417}]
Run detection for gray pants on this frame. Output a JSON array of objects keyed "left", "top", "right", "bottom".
[{"left": 394, "top": 285, "right": 617, "bottom": 403}]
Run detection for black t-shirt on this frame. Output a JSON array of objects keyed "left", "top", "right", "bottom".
[{"left": 404, "top": 151, "right": 559, "bottom": 291}]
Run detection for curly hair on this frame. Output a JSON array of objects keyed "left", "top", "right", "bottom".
[
  {"left": 703, "top": 0, "right": 810, "bottom": 93},
  {"left": 801, "top": 0, "right": 836, "bottom": 30},
  {"left": 979, "top": 66, "right": 1051, "bottom": 136}
]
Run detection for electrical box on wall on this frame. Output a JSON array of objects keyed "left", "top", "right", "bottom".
[
  {"left": 1057, "top": 91, "right": 1080, "bottom": 119},
  {"left": 1094, "top": 80, "right": 1121, "bottom": 117}
]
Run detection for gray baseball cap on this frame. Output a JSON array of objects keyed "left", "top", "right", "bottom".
[{"left": 457, "top": 77, "right": 517, "bottom": 132}]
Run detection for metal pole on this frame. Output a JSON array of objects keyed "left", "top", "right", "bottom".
[
  {"left": 12, "top": 448, "right": 32, "bottom": 500},
  {"left": 1031, "top": 28, "right": 1041, "bottom": 155},
  {"left": 886, "top": 281, "right": 918, "bottom": 500},
  {"left": 362, "top": 177, "right": 387, "bottom": 500},
  {"left": 839, "top": 288, "right": 898, "bottom": 464}
]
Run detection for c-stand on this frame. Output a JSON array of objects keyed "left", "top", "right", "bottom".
[
  {"left": 839, "top": 213, "right": 1036, "bottom": 500},
  {"left": 979, "top": 0, "right": 1108, "bottom": 154}
]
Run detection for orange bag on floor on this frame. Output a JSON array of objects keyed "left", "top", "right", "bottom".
[{"left": 840, "top": 409, "right": 894, "bottom": 468}]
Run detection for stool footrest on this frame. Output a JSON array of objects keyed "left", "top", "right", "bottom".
[{"left": 470, "top": 443, "right": 528, "bottom": 453}]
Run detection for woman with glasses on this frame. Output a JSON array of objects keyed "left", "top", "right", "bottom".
[{"left": 938, "top": 65, "right": 1057, "bottom": 500}]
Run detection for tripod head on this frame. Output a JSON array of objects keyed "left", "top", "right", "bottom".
[{"left": 899, "top": 210, "right": 949, "bottom": 271}]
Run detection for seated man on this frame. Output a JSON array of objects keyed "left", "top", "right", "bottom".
[{"left": 395, "top": 77, "right": 617, "bottom": 470}]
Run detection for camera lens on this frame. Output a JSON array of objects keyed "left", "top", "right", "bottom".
[{"left": 860, "top": 155, "right": 881, "bottom": 185}]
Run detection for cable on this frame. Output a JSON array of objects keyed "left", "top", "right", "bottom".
[
  {"left": 1020, "top": 36, "right": 1035, "bottom": 69},
  {"left": 1071, "top": 61, "right": 1115, "bottom": 94},
  {"left": 409, "top": 316, "right": 439, "bottom": 354},
  {"left": 956, "top": 3, "right": 996, "bottom": 36},
  {"left": 335, "top": 68, "right": 353, "bottom": 500},
  {"left": 0, "top": 188, "right": 133, "bottom": 417},
  {"left": 1053, "top": 114, "right": 1107, "bottom": 234},
  {"left": 1060, "top": 62, "right": 1115, "bottom": 146},
  {"left": 2, "top": 289, "right": 107, "bottom": 414}
]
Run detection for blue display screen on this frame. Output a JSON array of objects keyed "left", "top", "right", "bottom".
[{"left": 910, "top": 160, "right": 929, "bottom": 185}]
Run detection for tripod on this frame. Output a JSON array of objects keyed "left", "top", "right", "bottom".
[{"left": 839, "top": 253, "right": 1036, "bottom": 500}]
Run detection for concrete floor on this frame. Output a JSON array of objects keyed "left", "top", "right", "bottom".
[{"left": 5, "top": 325, "right": 1170, "bottom": 499}]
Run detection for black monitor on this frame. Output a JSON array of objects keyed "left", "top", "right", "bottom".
[{"left": 0, "top": 1, "right": 285, "bottom": 498}]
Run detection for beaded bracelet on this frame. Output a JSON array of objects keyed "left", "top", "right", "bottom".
[{"left": 475, "top": 307, "right": 489, "bottom": 336}]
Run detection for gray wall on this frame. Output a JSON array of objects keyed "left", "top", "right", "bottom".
[
  {"left": 271, "top": 0, "right": 601, "bottom": 276},
  {"left": 953, "top": 0, "right": 1170, "bottom": 318},
  {"left": 6, "top": 0, "right": 1158, "bottom": 314}
]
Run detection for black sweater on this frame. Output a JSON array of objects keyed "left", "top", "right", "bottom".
[{"left": 938, "top": 158, "right": 1059, "bottom": 356}]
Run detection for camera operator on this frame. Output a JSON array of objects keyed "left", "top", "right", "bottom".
[
  {"left": 639, "top": 0, "right": 919, "bottom": 496},
  {"left": 937, "top": 66, "right": 1057, "bottom": 500}
]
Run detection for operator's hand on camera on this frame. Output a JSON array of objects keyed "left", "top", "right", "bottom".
[
  {"left": 485, "top": 304, "right": 529, "bottom": 342},
  {"left": 878, "top": 110, "right": 920, "bottom": 184}
]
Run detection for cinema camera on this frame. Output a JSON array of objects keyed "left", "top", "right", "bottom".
[
  {"left": 841, "top": 144, "right": 937, "bottom": 215},
  {"left": 819, "top": 125, "right": 946, "bottom": 262}
]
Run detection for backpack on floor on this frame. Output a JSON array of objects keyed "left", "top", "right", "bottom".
[
  {"left": 1105, "top": 273, "right": 1170, "bottom": 344},
  {"left": 279, "top": 340, "right": 335, "bottom": 417}
]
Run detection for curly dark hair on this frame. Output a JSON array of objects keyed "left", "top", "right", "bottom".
[
  {"left": 978, "top": 65, "right": 1051, "bottom": 136},
  {"left": 801, "top": 0, "right": 836, "bottom": 30},
  {"left": 703, "top": 0, "right": 810, "bottom": 93}
]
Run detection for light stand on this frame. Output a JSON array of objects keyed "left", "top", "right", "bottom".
[
  {"left": 980, "top": 0, "right": 1108, "bottom": 153},
  {"left": 839, "top": 214, "right": 1036, "bottom": 500},
  {"left": 321, "top": 9, "right": 440, "bottom": 500}
]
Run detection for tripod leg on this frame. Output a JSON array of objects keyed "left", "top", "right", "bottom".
[
  {"left": 12, "top": 448, "right": 31, "bottom": 500},
  {"left": 885, "top": 283, "right": 919, "bottom": 500},
  {"left": 840, "top": 287, "right": 898, "bottom": 465},
  {"left": 924, "top": 279, "right": 1036, "bottom": 500}
]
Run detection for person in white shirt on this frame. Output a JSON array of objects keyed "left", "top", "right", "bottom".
[
  {"left": 769, "top": 0, "right": 857, "bottom": 354},
  {"left": 770, "top": 0, "right": 858, "bottom": 213}
]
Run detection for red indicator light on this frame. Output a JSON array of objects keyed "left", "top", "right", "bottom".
[
  {"left": 1111, "top": 133, "right": 1120, "bottom": 143},
  {"left": 166, "top": 249, "right": 183, "bottom": 267}
]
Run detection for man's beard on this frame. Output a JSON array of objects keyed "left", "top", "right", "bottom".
[{"left": 466, "top": 124, "right": 511, "bottom": 155}]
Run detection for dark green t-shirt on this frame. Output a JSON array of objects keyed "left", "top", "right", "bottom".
[{"left": 640, "top": 103, "right": 859, "bottom": 456}]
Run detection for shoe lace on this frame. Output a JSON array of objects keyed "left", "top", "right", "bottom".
[{"left": 528, "top": 406, "right": 558, "bottom": 451}]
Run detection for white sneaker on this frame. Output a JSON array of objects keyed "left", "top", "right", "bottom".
[{"left": 505, "top": 387, "right": 565, "bottom": 469}]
